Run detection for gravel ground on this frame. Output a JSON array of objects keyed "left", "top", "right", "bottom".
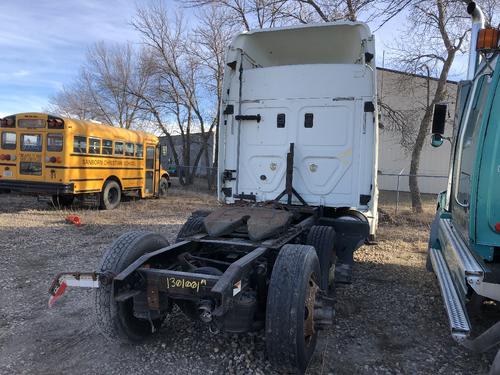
[{"left": 0, "top": 190, "right": 496, "bottom": 374}]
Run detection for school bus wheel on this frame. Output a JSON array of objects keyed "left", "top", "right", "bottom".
[
  {"left": 159, "top": 177, "right": 169, "bottom": 198},
  {"left": 100, "top": 180, "right": 122, "bottom": 210}
]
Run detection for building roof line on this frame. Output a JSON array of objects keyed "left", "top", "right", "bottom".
[{"left": 376, "top": 66, "right": 458, "bottom": 84}]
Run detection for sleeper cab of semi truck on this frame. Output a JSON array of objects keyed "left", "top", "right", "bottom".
[
  {"left": 427, "top": 4, "right": 500, "bottom": 370},
  {"left": 217, "top": 21, "right": 379, "bottom": 236}
]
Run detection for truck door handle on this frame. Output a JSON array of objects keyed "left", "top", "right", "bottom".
[{"left": 235, "top": 114, "right": 261, "bottom": 123}]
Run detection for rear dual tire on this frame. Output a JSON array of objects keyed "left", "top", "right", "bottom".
[
  {"left": 306, "top": 225, "right": 336, "bottom": 291},
  {"left": 175, "top": 212, "right": 210, "bottom": 242},
  {"left": 266, "top": 244, "right": 321, "bottom": 374},
  {"left": 95, "top": 231, "right": 170, "bottom": 343}
]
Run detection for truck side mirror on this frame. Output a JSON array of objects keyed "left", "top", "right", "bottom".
[{"left": 431, "top": 103, "right": 447, "bottom": 147}]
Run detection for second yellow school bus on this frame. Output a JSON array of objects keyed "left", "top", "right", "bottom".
[{"left": 0, "top": 113, "right": 170, "bottom": 209}]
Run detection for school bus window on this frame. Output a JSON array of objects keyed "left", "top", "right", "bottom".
[
  {"left": 125, "top": 143, "right": 134, "bottom": 156},
  {"left": 20, "top": 162, "right": 42, "bottom": 175},
  {"left": 21, "top": 134, "right": 42, "bottom": 152},
  {"left": 74, "top": 136, "right": 87, "bottom": 153},
  {"left": 102, "top": 139, "right": 112, "bottom": 155},
  {"left": 47, "top": 133, "right": 63, "bottom": 152},
  {"left": 1, "top": 132, "right": 16, "bottom": 150},
  {"left": 114, "top": 141, "right": 124, "bottom": 155},
  {"left": 18, "top": 118, "right": 45, "bottom": 129},
  {"left": 89, "top": 138, "right": 101, "bottom": 154},
  {"left": 146, "top": 146, "right": 155, "bottom": 169},
  {"left": 136, "top": 144, "right": 143, "bottom": 158}
]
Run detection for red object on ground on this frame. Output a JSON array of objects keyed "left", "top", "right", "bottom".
[
  {"left": 65, "top": 215, "right": 82, "bottom": 226},
  {"left": 48, "top": 281, "right": 67, "bottom": 308}
]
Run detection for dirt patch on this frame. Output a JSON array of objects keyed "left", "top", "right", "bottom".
[{"left": 0, "top": 190, "right": 494, "bottom": 374}]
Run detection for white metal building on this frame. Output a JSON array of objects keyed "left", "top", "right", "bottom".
[{"left": 377, "top": 67, "right": 457, "bottom": 194}]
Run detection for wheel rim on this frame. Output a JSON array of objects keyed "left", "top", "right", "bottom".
[
  {"left": 304, "top": 275, "right": 319, "bottom": 346},
  {"left": 108, "top": 187, "right": 119, "bottom": 204},
  {"left": 160, "top": 182, "right": 167, "bottom": 195}
]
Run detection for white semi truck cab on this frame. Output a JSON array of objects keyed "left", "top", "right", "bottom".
[{"left": 218, "top": 22, "right": 379, "bottom": 235}]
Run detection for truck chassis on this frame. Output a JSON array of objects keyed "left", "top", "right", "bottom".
[{"left": 49, "top": 160, "right": 369, "bottom": 373}]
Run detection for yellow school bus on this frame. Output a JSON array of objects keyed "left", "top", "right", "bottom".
[{"left": 0, "top": 113, "right": 170, "bottom": 209}]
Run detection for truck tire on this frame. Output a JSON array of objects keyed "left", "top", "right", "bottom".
[
  {"left": 306, "top": 225, "right": 336, "bottom": 291},
  {"left": 159, "top": 177, "right": 169, "bottom": 198},
  {"left": 266, "top": 244, "right": 321, "bottom": 374},
  {"left": 100, "top": 180, "right": 121, "bottom": 210},
  {"left": 95, "top": 231, "right": 170, "bottom": 343},
  {"left": 176, "top": 215, "right": 207, "bottom": 242}
]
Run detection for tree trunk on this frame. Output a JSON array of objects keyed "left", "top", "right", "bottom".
[
  {"left": 409, "top": 106, "right": 434, "bottom": 212},
  {"left": 409, "top": 49, "right": 455, "bottom": 212},
  {"left": 204, "top": 144, "right": 211, "bottom": 190}
]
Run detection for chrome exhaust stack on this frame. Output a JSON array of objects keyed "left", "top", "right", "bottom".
[{"left": 466, "top": 1, "right": 485, "bottom": 79}]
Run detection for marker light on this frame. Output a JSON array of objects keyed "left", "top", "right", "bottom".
[{"left": 477, "top": 27, "right": 499, "bottom": 51}]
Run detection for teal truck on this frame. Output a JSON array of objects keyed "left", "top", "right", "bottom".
[{"left": 428, "top": 1, "right": 500, "bottom": 372}]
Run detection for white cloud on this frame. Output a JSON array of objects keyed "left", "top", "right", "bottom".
[
  {"left": 0, "top": 0, "right": 158, "bottom": 114},
  {"left": 13, "top": 70, "right": 30, "bottom": 77}
]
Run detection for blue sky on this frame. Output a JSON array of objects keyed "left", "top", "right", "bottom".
[
  {"left": 0, "top": 0, "right": 469, "bottom": 118},
  {"left": 0, "top": 0, "right": 142, "bottom": 117}
]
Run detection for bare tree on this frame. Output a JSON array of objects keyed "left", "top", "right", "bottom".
[
  {"left": 191, "top": 6, "right": 236, "bottom": 187},
  {"left": 50, "top": 42, "right": 147, "bottom": 129},
  {"left": 388, "top": 0, "right": 470, "bottom": 212},
  {"left": 183, "top": 0, "right": 293, "bottom": 30},
  {"left": 82, "top": 42, "right": 147, "bottom": 128},
  {"left": 48, "top": 78, "right": 96, "bottom": 120},
  {"left": 183, "top": 0, "right": 422, "bottom": 27},
  {"left": 132, "top": 3, "right": 229, "bottom": 186}
]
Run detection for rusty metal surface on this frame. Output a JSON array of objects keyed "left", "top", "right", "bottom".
[
  {"left": 304, "top": 277, "right": 319, "bottom": 342},
  {"left": 203, "top": 207, "right": 293, "bottom": 241},
  {"left": 147, "top": 277, "right": 160, "bottom": 310}
]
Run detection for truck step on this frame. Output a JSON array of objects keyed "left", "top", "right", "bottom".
[
  {"left": 429, "top": 247, "right": 471, "bottom": 342},
  {"left": 440, "top": 219, "right": 483, "bottom": 276}
]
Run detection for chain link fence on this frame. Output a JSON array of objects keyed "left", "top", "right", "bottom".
[
  {"left": 378, "top": 171, "right": 447, "bottom": 214},
  {"left": 166, "top": 166, "right": 448, "bottom": 213},
  {"left": 165, "top": 164, "right": 218, "bottom": 190}
]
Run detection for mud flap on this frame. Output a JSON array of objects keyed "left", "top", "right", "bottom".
[{"left": 318, "top": 217, "right": 370, "bottom": 283}]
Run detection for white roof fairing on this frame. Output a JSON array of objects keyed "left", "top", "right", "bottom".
[{"left": 227, "top": 22, "right": 374, "bottom": 67}]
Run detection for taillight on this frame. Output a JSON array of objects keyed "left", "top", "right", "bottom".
[
  {"left": 46, "top": 156, "right": 62, "bottom": 163},
  {"left": 496, "top": 223, "right": 500, "bottom": 233}
]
